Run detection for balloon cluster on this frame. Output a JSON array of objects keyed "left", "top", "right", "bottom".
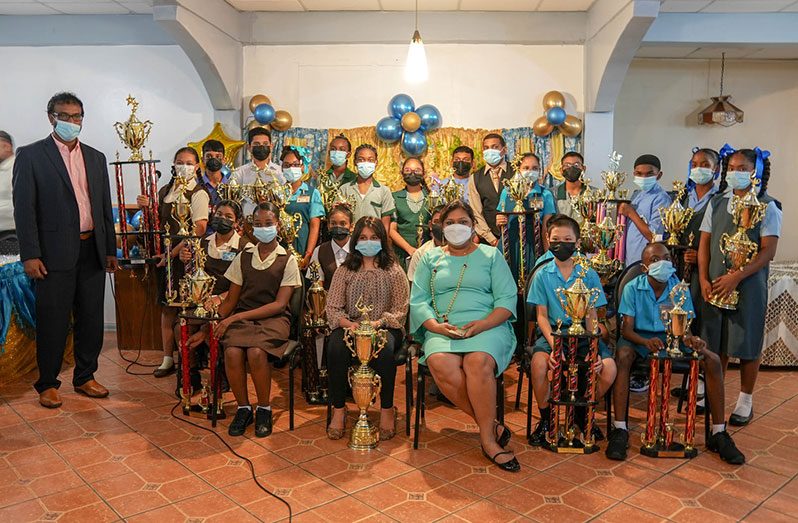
[
  {"left": 532, "top": 91, "right": 583, "bottom": 137},
  {"left": 248, "top": 94, "right": 293, "bottom": 132},
  {"left": 376, "top": 94, "right": 442, "bottom": 157}
]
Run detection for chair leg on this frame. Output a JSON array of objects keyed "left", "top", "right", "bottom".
[
  {"left": 676, "top": 372, "right": 688, "bottom": 414},
  {"left": 289, "top": 358, "right": 295, "bottom": 431},
  {"left": 405, "top": 362, "right": 413, "bottom": 437},
  {"left": 407, "top": 352, "right": 414, "bottom": 406},
  {"left": 413, "top": 369, "right": 426, "bottom": 449},
  {"left": 705, "top": 397, "right": 711, "bottom": 444},
  {"left": 496, "top": 374, "right": 505, "bottom": 425},
  {"left": 526, "top": 366, "right": 534, "bottom": 438},
  {"left": 605, "top": 389, "right": 612, "bottom": 436},
  {"left": 514, "top": 365, "right": 524, "bottom": 410}
]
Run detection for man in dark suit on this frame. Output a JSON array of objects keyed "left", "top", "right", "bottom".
[
  {"left": 13, "top": 92, "right": 118, "bottom": 408},
  {"left": 466, "top": 133, "right": 515, "bottom": 245}
]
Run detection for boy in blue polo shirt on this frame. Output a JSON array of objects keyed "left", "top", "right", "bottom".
[
  {"left": 526, "top": 215, "right": 617, "bottom": 446},
  {"left": 607, "top": 242, "right": 744, "bottom": 464}
]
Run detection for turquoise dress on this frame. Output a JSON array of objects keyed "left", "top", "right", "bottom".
[{"left": 409, "top": 244, "right": 518, "bottom": 375}]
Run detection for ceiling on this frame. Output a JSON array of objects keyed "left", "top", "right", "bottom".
[{"left": 2, "top": 0, "right": 798, "bottom": 15}]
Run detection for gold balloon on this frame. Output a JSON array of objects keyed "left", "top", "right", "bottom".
[
  {"left": 247, "top": 120, "right": 270, "bottom": 131},
  {"left": 533, "top": 115, "right": 554, "bottom": 137},
  {"left": 248, "top": 94, "right": 272, "bottom": 113},
  {"left": 188, "top": 122, "right": 246, "bottom": 169},
  {"left": 401, "top": 112, "right": 421, "bottom": 133},
  {"left": 542, "top": 90, "right": 566, "bottom": 110},
  {"left": 559, "top": 115, "right": 583, "bottom": 137},
  {"left": 271, "top": 110, "right": 293, "bottom": 131}
]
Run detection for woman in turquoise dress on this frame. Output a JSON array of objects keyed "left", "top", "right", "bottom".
[{"left": 410, "top": 200, "right": 520, "bottom": 472}]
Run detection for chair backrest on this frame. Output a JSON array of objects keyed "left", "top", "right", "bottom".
[
  {"left": 613, "top": 260, "right": 643, "bottom": 340},
  {"left": 289, "top": 280, "right": 305, "bottom": 339},
  {"left": 523, "top": 257, "right": 553, "bottom": 345}
]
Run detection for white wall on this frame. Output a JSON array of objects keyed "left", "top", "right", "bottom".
[
  {"left": 614, "top": 58, "right": 798, "bottom": 262},
  {"left": 0, "top": 45, "right": 215, "bottom": 323},
  {"left": 243, "top": 44, "right": 585, "bottom": 130}
]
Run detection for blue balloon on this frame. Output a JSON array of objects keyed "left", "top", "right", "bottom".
[
  {"left": 253, "top": 103, "right": 275, "bottom": 124},
  {"left": 401, "top": 131, "right": 428, "bottom": 157},
  {"left": 416, "top": 104, "right": 442, "bottom": 131},
  {"left": 388, "top": 94, "right": 415, "bottom": 120},
  {"left": 546, "top": 106, "right": 567, "bottom": 126},
  {"left": 112, "top": 207, "right": 120, "bottom": 224},
  {"left": 376, "top": 116, "right": 403, "bottom": 143},
  {"left": 116, "top": 248, "right": 124, "bottom": 258},
  {"left": 131, "top": 210, "right": 143, "bottom": 230}
]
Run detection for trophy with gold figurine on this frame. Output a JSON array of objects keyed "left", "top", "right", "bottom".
[
  {"left": 498, "top": 163, "right": 541, "bottom": 290},
  {"left": 660, "top": 181, "right": 695, "bottom": 247},
  {"left": 345, "top": 297, "right": 388, "bottom": 450},
  {"left": 301, "top": 262, "right": 329, "bottom": 404},
  {"left": 571, "top": 179, "right": 602, "bottom": 243},
  {"left": 709, "top": 179, "right": 768, "bottom": 310},
  {"left": 111, "top": 95, "right": 161, "bottom": 261},
  {"left": 641, "top": 281, "right": 701, "bottom": 459},
  {"left": 218, "top": 176, "right": 244, "bottom": 203},
  {"left": 546, "top": 257, "right": 603, "bottom": 454},
  {"left": 600, "top": 151, "right": 629, "bottom": 203},
  {"left": 587, "top": 216, "right": 625, "bottom": 283},
  {"left": 279, "top": 209, "right": 304, "bottom": 265},
  {"left": 596, "top": 151, "right": 630, "bottom": 266}
]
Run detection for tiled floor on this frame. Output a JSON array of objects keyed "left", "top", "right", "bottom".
[{"left": 2, "top": 334, "right": 798, "bottom": 522}]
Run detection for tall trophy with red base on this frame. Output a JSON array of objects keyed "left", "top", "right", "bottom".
[
  {"left": 641, "top": 281, "right": 701, "bottom": 458},
  {"left": 546, "top": 260, "right": 603, "bottom": 454}
]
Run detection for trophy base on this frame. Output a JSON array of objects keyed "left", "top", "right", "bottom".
[
  {"left": 641, "top": 442, "right": 697, "bottom": 459},
  {"left": 349, "top": 418, "right": 379, "bottom": 451},
  {"left": 544, "top": 439, "right": 599, "bottom": 454},
  {"left": 304, "top": 391, "right": 327, "bottom": 406},
  {"left": 709, "top": 291, "right": 739, "bottom": 311}
]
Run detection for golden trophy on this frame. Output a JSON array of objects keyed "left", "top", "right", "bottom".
[
  {"left": 178, "top": 239, "right": 218, "bottom": 318},
  {"left": 601, "top": 151, "right": 629, "bottom": 201},
  {"left": 709, "top": 180, "right": 768, "bottom": 310},
  {"left": 571, "top": 180, "right": 602, "bottom": 237},
  {"left": 502, "top": 172, "right": 536, "bottom": 212},
  {"left": 344, "top": 297, "right": 388, "bottom": 450},
  {"left": 587, "top": 216, "right": 624, "bottom": 282},
  {"left": 218, "top": 176, "right": 243, "bottom": 202},
  {"left": 555, "top": 257, "right": 602, "bottom": 336},
  {"left": 279, "top": 209, "right": 304, "bottom": 264},
  {"left": 317, "top": 169, "right": 347, "bottom": 213},
  {"left": 660, "top": 181, "right": 695, "bottom": 246},
  {"left": 660, "top": 281, "right": 695, "bottom": 357},
  {"left": 430, "top": 174, "right": 464, "bottom": 209},
  {"left": 304, "top": 262, "right": 328, "bottom": 328},
  {"left": 113, "top": 95, "right": 153, "bottom": 162},
  {"left": 171, "top": 175, "right": 193, "bottom": 237}
]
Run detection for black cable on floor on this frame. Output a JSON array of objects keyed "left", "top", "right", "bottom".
[{"left": 169, "top": 401, "right": 293, "bottom": 521}]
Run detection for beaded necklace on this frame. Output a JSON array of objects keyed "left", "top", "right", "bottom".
[{"left": 430, "top": 248, "right": 471, "bottom": 323}]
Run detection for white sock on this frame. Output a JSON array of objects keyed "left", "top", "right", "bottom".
[
  {"left": 712, "top": 424, "right": 726, "bottom": 435},
  {"left": 257, "top": 405, "right": 271, "bottom": 412},
  {"left": 697, "top": 397, "right": 705, "bottom": 407},
  {"left": 158, "top": 356, "right": 174, "bottom": 370},
  {"left": 238, "top": 405, "right": 252, "bottom": 411},
  {"left": 613, "top": 421, "right": 628, "bottom": 430},
  {"left": 697, "top": 377, "right": 705, "bottom": 396},
  {"left": 732, "top": 392, "right": 753, "bottom": 417}
]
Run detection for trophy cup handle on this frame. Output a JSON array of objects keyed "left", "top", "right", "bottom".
[
  {"left": 555, "top": 288, "right": 567, "bottom": 312},
  {"left": 373, "top": 329, "right": 388, "bottom": 359},
  {"left": 344, "top": 328, "right": 356, "bottom": 358}
]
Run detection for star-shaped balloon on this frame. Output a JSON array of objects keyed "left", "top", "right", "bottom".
[{"left": 188, "top": 122, "right": 246, "bottom": 171}]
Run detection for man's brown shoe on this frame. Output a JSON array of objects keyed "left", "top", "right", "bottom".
[
  {"left": 74, "top": 380, "right": 109, "bottom": 398},
  {"left": 39, "top": 388, "right": 62, "bottom": 409}
]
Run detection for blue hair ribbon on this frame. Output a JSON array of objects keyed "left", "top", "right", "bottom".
[{"left": 753, "top": 147, "right": 770, "bottom": 181}]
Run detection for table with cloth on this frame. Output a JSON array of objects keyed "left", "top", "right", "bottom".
[
  {"left": 0, "top": 257, "right": 73, "bottom": 384},
  {"left": 760, "top": 261, "right": 798, "bottom": 367}
]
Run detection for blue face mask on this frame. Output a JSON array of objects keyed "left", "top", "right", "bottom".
[
  {"left": 357, "top": 162, "right": 376, "bottom": 179},
  {"left": 329, "top": 150, "right": 348, "bottom": 167},
  {"left": 520, "top": 169, "right": 539, "bottom": 182},
  {"left": 54, "top": 119, "right": 81, "bottom": 142},
  {"left": 633, "top": 175, "right": 658, "bottom": 192},
  {"left": 689, "top": 167, "right": 714, "bottom": 185},
  {"left": 646, "top": 260, "right": 676, "bottom": 283},
  {"left": 283, "top": 166, "right": 303, "bottom": 183},
  {"left": 727, "top": 170, "right": 753, "bottom": 190},
  {"left": 483, "top": 149, "right": 503, "bottom": 166},
  {"left": 253, "top": 225, "right": 278, "bottom": 244},
  {"left": 355, "top": 240, "right": 382, "bottom": 257}
]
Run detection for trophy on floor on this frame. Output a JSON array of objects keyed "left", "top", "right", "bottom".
[
  {"left": 301, "top": 262, "right": 329, "bottom": 404},
  {"left": 587, "top": 216, "right": 624, "bottom": 283},
  {"left": 661, "top": 181, "right": 695, "bottom": 247},
  {"left": 709, "top": 179, "right": 768, "bottom": 310},
  {"left": 345, "top": 296, "right": 388, "bottom": 450},
  {"left": 642, "top": 281, "right": 701, "bottom": 458},
  {"left": 555, "top": 257, "right": 602, "bottom": 336}
]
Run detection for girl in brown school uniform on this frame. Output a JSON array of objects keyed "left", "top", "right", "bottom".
[{"left": 214, "top": 202, "right": 302, "bottom": 438}]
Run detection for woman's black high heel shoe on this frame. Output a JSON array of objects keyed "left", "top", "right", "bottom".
[
  {"left": 494, "top": 421, "right": 512, "bottom": 448},
  {"left": 481, "top": 446, "right": 520, "bottom": 473}
]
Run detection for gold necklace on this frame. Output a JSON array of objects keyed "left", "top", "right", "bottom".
[{"left": 430, "top": 250, "right": 470, "bottom": 323}]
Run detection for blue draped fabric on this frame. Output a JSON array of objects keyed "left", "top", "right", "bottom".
[
  {"left": 0, "top": 261, "right": 35, "bottom": 352},
  {"left": 501, "top": 127, "right": 581, "bottom": 189},
  {"left": 271, "top": 128, "right": 330, "bottom": 174}
]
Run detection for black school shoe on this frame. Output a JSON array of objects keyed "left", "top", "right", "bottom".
[
  {"left": 255, "top": 408, "right": 273, "bottom": 438},
  {"left": 729, "top": 408, "right": 753, "bottom": 426},
  {"left": 528, "top": 418, "right": 550, "bottom": 447},
  {"left": 605, "top": 428, "right": 629, "bottom": 460},
  {"left": 707, "top": 431, "right": 745, "bottom": 465},
  {"left": 229, "top": 407, "right": 254, "bottom": 436}
]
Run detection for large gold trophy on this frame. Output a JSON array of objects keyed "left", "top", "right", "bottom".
[
  {"left": 660, "top": 281, "right": 695, "bottom": 357},
  {"left": 171, "top": 175, "right": 193, "bottom": 237},
  {"left": 709, "top": 179, "right": 768, "bottom": 310},
  {"left": 178, "top": 239, "right": 218, "bottom": 318},
  {"left": 555, "top": 256, "right": 602, "bottom": 336},
  {"left": 344, "top": 297, "right": 388, "bottom": 450},
  {"left": 587, "top": 216, "right": 624, "bottom": 282},
  {"left": 600, "top": 151, "right": 629, "bottom": 201},
  {"left": 304, "top": 262, "right": 328, "bottom": 328},
  {"left": 660, "top": 181, "right": 695, "bottom": 247},
  {"left": 113, "top": 95, "right": 153, "bottom": 162},
  {"left": 571, "top": 180, "right": 602, "bottom": 237},
  {"left": 218, "top": 176, "right": 243, "bottom": 202}
]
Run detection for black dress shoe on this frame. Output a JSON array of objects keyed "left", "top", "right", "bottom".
[
  {"left": 707, "top": 430, "right": 745, "bottom": 464},
  {"left": 695, "top": 403, "right": 706, "bottom": 415},
  {"left": 153, "top": 364, "right": 176, "bottom": 378},
  {"left": 255, "top": 408, "right": 273, "bottom": 438},
  {"left": 495, "top": 422, "right": 512, "bottom": 448},
  {"left": 228, "top": 407, "right": 254, "bottom": 436},
  {"left": 729, "top": 408, "right": 753, "bottom": 426},
  {"left": 481, "top": 447, "right": 520, "bottom": 473},
  {"left": 605, "top": 428, "right": 629, "bottom": 460},
  {"left": 528, "top": 419, "right": 549, "bottom": 447}
]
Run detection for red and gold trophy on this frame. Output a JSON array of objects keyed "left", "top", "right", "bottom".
[
  {"left": 641, "top": 281, "right": 700, "bottom": 458},
  {"left": 546, "top": 259, "right": 603, "bottom": 454},
  {"left": 300, "top": 262, "right": 330, "bottom": 405}
]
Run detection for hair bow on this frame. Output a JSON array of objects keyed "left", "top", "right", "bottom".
[
  {"left": 287, "top": 145, "right": 312, "bottom": 174},
  {"left": 754, "top": 147, "right": 770, "bottom": 181}
]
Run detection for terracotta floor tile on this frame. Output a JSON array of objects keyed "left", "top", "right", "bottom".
[
  {"left": 744, "top": 506, "right": 798, "bottom": 523},
  {"left": 0, "top": 499, "right": 45, "bottom": 521},
  {"left": 488, "top": 484, "right": 545, "bottom": 515},
  {"left": 454, "top": 499, "right": 523, "bottom": 522},
  {"left": 593, "top": 502, "right": 665, "bottom": 523},
  {"left": 173, "top": 489, "right": 239, "bottom": 518},
  {"left": 75, "top": 459, "right": 132, "bottom": 483},
  {"left": 425, "top": 483, "right": 481, "bottom": 513},
  {"left": 547, "top": 459, "right": 600, "bottom": 486},
  {"left": 422, "top": 456, "right": 474, "bottom": 483},
  {"left": 521, "top": 472, "right": 577, "bottom": 497},
  {"left": 124, "top": 503, "right": 187, "bottom": 523},
  {"left": 560, "top": 488, "right": 616, "bottom": 516},
  {"left": 26, "top": 469, "right": 86, "bottom": 498},
  {"left": 106, "top": 489, "right": 170, "bottom": 518},
  {"left": 40, "top": 485, "right": 103, "bottom": 513},
  {"left": 763, "top": 491, "right": 798, "bottom": 516},
  {"left": 205, "top": 506, "right": 263, "bottom": 523},
  {"left": 648, "top": 473, "right": 709, "bottom": 499},
  {"left": 527, "top": 501, "right": 591, "bottom": 523},
  {"left": 697, "top": 488, "right": 756, "bottom": 520},
  {"left": 625, "top": 488, "right": 681, "bottom": 518},
  {"left": 352, "top": 481, "right": 409, "bottom": 511},
  {"left": 58, "top": 501, "right": 120, "bottom": 522},
  {"left": 453, "top": 470, "right": 514, "bottom": 497},
  {"left": 0, "top": 482, "right": 34, "bottom": 509},
  {"left": 670, "top": 506, "right": 736, "bottom": 523},
  {"left": 384, "top": 499, "right": 449, "bottom": 522},
  {"left": 303, "top": 495, "right": 377, "bottom": 523}
]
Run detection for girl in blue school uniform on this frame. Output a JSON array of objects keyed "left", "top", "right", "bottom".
[
  {"left": 281, "top": 146, "right": 325, "bottom": 269},
  {"left": 698, "top": 147, "right": 782, "bottom": 427}
]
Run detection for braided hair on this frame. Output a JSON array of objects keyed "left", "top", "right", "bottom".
[{"left": 354, "top": 143, "right": 378, "bottom": 159}]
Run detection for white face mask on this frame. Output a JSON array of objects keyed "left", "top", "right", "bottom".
[
  {"left": 443, "top": 223, "right": 473, "bottom": 246},
  {"left": 357, "top": 162, "right": 376, "bottom": 179},
  {"left": 175, "top": 164, "right": 195, "bottom": 178}
]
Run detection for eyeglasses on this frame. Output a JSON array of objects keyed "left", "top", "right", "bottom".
[
  {"left": 562, "top": 162, "right": 583, "bottom": 169},
  {"left": 402, "top": 170, "right": 423, "bottom": 176},
  {"left": 51, "top": 112, "right": 84, "bottom": 123},
  {"left": 283, "top": 162, "right": 302, "bottom": 168}
]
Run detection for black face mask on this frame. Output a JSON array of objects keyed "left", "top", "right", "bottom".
[
  {"left": 453, "top": 161, "right": 471, "bottom": 177},
  {"left": 205, "top": 157, "right": 223, "bottom": 172},
  {"left": 210, "top": 217, "right": 234, "bottom": 235},
  {"left": 563, "top": 166, "right": 583, "bottom": 183},
  {"left": 430, "top": 223, "right": 443, "bottom": 243},
  {"left": 404, "top": 174, "right": 423, "bottom": 187},
  {"left": 329, "top": 226, "right": 350, "bottom": 241},
  {"left": 251, "top": 145, "right": 270, "bottom": 161},
  {"left": 549, "top": 241, "right": 577, "bottom": 262}
]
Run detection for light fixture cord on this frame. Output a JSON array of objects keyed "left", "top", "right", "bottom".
[
  {"left": 415, "top": 0, "right": 419, "bottom": 31},
  {"left": 720, "top": 52, "right": 725, "bottom": 96}
]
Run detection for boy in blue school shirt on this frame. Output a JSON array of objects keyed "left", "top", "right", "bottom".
[
  {"left": 526, "top": 215, "right": 617, "bottom": 446},
  {"left": 620, "top": 154, "right": 671, "bottom": 267},
  {"left": 607, "top": 242, "right": 744, "bottom": 464}
]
